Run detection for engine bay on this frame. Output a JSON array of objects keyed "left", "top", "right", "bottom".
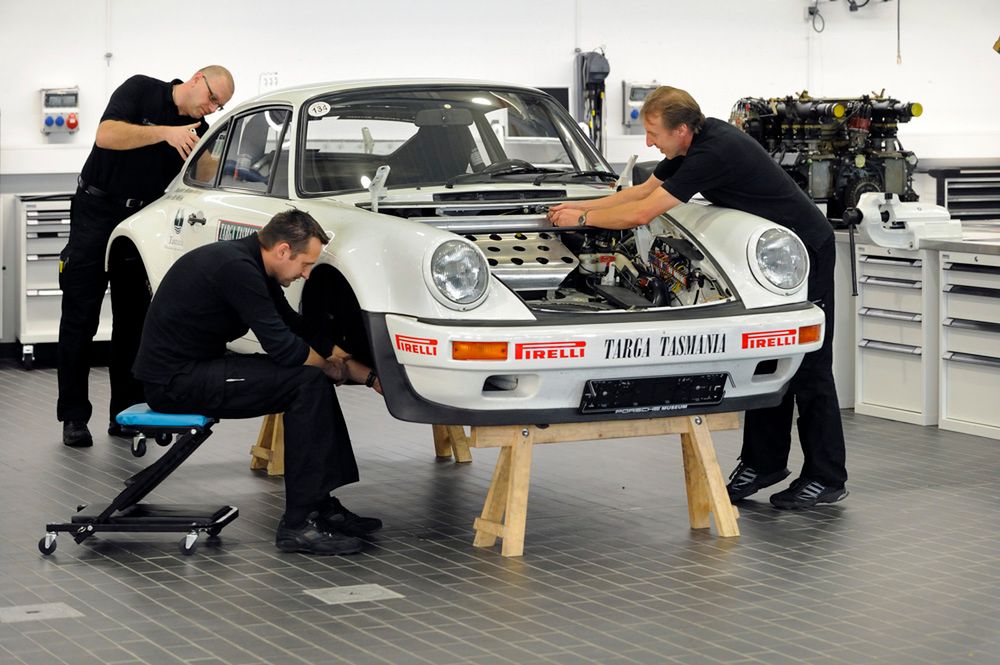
[{"left": 373, "top": 204, "right": 732, "bottom": 312}]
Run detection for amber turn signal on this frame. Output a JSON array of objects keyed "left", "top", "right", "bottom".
[
  {"left": 798, "top": 324, "right": 822, "bottom": 344},
  {"left": 452, "top": 341, "right": 509, "bottom": 361}
]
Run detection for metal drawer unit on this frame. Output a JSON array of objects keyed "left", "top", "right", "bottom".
[
  {"left": 928, "top": 166, "right": 1000, "bottom": 221},
  {"left": 13, "top": 194, "right": 111, "bottom": 368},
  {"left": 939, "top": 250, "right": 1000, "bottom": 439},
  {"left": 854, "top": 244, "right": 941, "bottom": 425}
]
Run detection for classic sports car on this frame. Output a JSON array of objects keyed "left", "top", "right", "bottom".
[{"left": 107, "top": 79, "right": 824, "bottom": 425}]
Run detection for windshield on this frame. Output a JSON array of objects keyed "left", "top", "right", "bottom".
[{"left": 298, "top": 86, "right": 612, "bottom": 195}]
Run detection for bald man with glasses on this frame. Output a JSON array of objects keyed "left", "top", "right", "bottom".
[{"left": 58, "top": 66, "right": 235, "bottom": 448}]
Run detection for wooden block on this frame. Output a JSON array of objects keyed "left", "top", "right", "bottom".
[
  {"left": 500, "top": 427, "right": 534, "bottom": 557},
  {"left": 473, "top": 447, "right": 512, "bottom": 548},
  {"left": 683, "top": 415, "right": 739, "bottom": 537},
  {"left": 431, "top": 424, "right": 474, "bottom": 463},
  {"left": 250, "top": 413, "right": 284, "bottom": 476}
]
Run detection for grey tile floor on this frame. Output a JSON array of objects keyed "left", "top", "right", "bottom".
[{"left": 1, "top": 358, "right": 998, "bottom": 664}]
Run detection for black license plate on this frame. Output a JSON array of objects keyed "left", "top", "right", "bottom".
[{"left": 579, "top": 373, "right": 728, "bottom": 415}]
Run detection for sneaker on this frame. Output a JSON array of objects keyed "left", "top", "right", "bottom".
[
  {"left": 770, "top": 477, "right": 849, "bottom": 509},
  {"left": 316, "top": 497, "right": 383, "bottom": 537},
  {"left": 275, "top": 518, "right": 363, "bottom": 555},
  {"left": 62, "top": 421, "right": 93, "bottom": 448},
  {"left": 108, "top": 422, "right": 139, "bottom": 438},
  {"left": 726, "top": 461, "right": 791, "bottom": 501}
]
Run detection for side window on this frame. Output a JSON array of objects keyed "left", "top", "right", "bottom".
[
  {"left": 185, "top": 125, "right": 229, "bottom": 187},
  {"left": 219, "top": 109, "right": 290, "bottom": 194}
]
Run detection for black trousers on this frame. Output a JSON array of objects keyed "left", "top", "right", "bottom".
[
  {"left": 741, "top": 236, "right": 847, "bottom": 487},
  {"left": 143, "top": 355, "right": 360, "bottom": 517},
  {"left": 57, "top": 189, "right": 145, "bottom": 424}
]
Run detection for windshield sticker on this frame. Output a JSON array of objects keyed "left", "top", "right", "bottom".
[
  {"left": 218, "top": 220, "right": 262, "bottom": 242},
  {"left": 603, "top": 333, "right": 726, "bottom": 360},
  {"left": 307, "top": 101, "right": 331, "bottom": 118},
  {"left": 514, "top": 341, "right": 585, "bottom": 360}
]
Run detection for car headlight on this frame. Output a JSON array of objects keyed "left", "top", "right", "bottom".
[
  {"left": 425, "top": 239, "right": 489, "bottom": 309},
  {"left": 750, "top": 228, "right": 809, "bottom": 294}
]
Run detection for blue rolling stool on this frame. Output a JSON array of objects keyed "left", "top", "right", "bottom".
[{"left": 40, "top": 404, "right": 239, "bottom": 556}]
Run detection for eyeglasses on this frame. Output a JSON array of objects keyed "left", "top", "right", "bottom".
[{"left": 202, "top": 76, "right": 224, "bottom": 111}]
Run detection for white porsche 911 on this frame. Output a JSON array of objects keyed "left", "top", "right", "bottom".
[{"left": 107, "top": 79, "right": 824, "bottom": 425}]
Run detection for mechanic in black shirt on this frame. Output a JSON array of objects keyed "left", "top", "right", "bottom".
[
  {"left": 59, "top": 66, "right": 235, "bottom": 448},
  {"left": 548, "top": 86, "right": 848, "bottom": 510},
  {"left": 133, "top": 209, "right": 382, "bottom": 555}
]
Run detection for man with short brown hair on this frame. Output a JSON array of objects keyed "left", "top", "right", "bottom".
[
  {"left": 134, "top": 209, "right": 382, "bottom": 555},
  {"left": 548, "top": 85, "right": 848, "bottom": 510}
]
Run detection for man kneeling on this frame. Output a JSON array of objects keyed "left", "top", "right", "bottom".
[{"left": 133, "top": 208, "right": 381, "bottom": 555}]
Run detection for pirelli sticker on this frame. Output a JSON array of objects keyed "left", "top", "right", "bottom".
[
  {"left": 217, "top": 220, "right": 261, "bottom": 242},
  {"left": 514, "top": 341, "right": 586, "bottom": 360},
  {"left": 395, "top": 334, "right": 438, "bottom": 356},
  {"left": 741, "top": 329, "right": 797, "bottom": 349},
  {"left": 603, "top": 333, "right": 726, "bottom": 360}
]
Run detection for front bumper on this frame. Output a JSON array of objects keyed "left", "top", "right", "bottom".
[{"left": 369, "top": 303, "right": 824, "bottom": 425}]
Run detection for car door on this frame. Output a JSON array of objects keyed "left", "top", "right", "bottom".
[{"left": 181, "top": 106, "right": 293, "bottom": 251}]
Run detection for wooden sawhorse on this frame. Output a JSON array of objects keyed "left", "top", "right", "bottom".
[
  {"left": 251, "top": 416, "right": 473, "bottom": 476},
  {"left": 465, "top": 413, "right": 741, "bottom": 557}
]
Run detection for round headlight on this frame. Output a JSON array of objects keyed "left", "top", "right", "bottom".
[
  {"left": 754, "top": 228, "right": 809, "bottom": 292},
  {"left": 427, "top": 239, "right": 489, "bottom": 309}
]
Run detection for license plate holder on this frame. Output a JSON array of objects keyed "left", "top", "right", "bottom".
[{"left": 579, "top": 373, "right": 728, "bottom": 415}]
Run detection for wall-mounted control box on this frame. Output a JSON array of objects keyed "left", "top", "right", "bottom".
[
  {"left": 622, "top": 80, "right": 658, "bottom": 135},
  {"left": 41, "top": 87, "right": 79, "bottom": 134}
]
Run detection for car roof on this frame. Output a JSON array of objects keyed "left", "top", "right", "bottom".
[{"left": 226, "top": 78, "right": 545, "bottom": 113}]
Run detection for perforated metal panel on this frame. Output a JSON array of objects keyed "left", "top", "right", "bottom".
[{"left": 465, "top": 231, "right": 579, "bottom": 291}]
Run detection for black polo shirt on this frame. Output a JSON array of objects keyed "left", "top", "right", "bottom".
[
  {"left": 79, "top": 75, "right": 208, "bottom": 204},
  {"left": 133, "top": 234, "right": 334, "bottom": 385},
  {"left": 654, "top": 117, "right": 833, "bottom": 251}
]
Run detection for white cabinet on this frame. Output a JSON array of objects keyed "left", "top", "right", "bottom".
[
  {"left": 938, "top": 249, "right": 1000, "bottom": 440},
  {"left": 13, "top": 194, "right": 111, "bottom": 366},
  {"left": 854, "top": 244, "right": 941, "bottom": 425}
]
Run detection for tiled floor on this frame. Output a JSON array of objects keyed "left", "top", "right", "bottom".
[{"left": 1, "top": 358, "right": 998, "bottom": 664}]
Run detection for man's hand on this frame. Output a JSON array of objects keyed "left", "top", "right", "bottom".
[
  {"left": 321, "top": 354, "right": 349, "bottom": 384},
  {"left": 162, "top": 122, "right": 202, "bottom": 159},
  {"left": 547, "top": 207, "right": 585, "bottom": 227}
]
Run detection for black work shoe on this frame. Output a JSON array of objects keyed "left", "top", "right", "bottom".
[
  {"left": 108, "top": 422, "right": 139, "bottom": 438},
  {"left": 770, "top": 477, "right": 849, "bottom": 510},
  {"left": 62, "top": 421, "right": 93, "bottom": 448},
  {"left": 316, "top": 497, "right": 383, "bottom": 537},
  {"left": 726, "top": 461, "right": 791, "bottom": 501},
  {"left": 275, "top": 519, "right": 363, "bottom": 555}
]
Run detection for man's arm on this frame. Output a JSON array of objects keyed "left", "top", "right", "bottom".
[
  {"left": 95, "top": 119, "right": 202, "bottom": 159},
  {"left": 549, "top": 184, "right": 682, "bottom": 230},
  {"left": 549, "top": 175, "right": 661, "bottom": 215}
]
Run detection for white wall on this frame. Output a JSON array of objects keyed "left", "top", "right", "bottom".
[{"left": 1, "top": 0, "right": 999, "bottom": 175}]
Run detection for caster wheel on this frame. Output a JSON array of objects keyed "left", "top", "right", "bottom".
[
  {"left": 207, "top": 526, "right": 222, "bottom": 537},
  {"left": 38, "top": 534, "right": 57, "bottom": 555},
  {"left": 131, "top": 437, "right": 147, "bottom": 457},
  {"left": 155, "top": 432, "right": 173, "bottom": 446}
]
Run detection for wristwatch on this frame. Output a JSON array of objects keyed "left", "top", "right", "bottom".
[{"left": 577, "top": 211, "right": 588, "bottom": 227}]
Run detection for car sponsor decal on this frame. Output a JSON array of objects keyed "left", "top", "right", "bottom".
[
  {"left": 218, "top": 220, "right": 262, "bottom": 242},
  {"left": 514, "top": 341, "right": 586, "bottom": 360},
  {"left": 603, "top": 333, "right": 726, "bottom": 360},
  {"left": 741, "top": 329, "right": 797, "bottom": 349},
  {"left": 165, "top": 209, "right": 185, "bottom": 250},
  {"left": 307, "top": 101, "right": 331, "bottom": 117},
  {"left": 395, "top": 334, "right": 438, "bottom": 356}
]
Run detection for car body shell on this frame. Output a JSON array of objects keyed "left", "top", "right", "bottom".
[{"left": 108, "top": 79, "right": 825, "bottom": 425}]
